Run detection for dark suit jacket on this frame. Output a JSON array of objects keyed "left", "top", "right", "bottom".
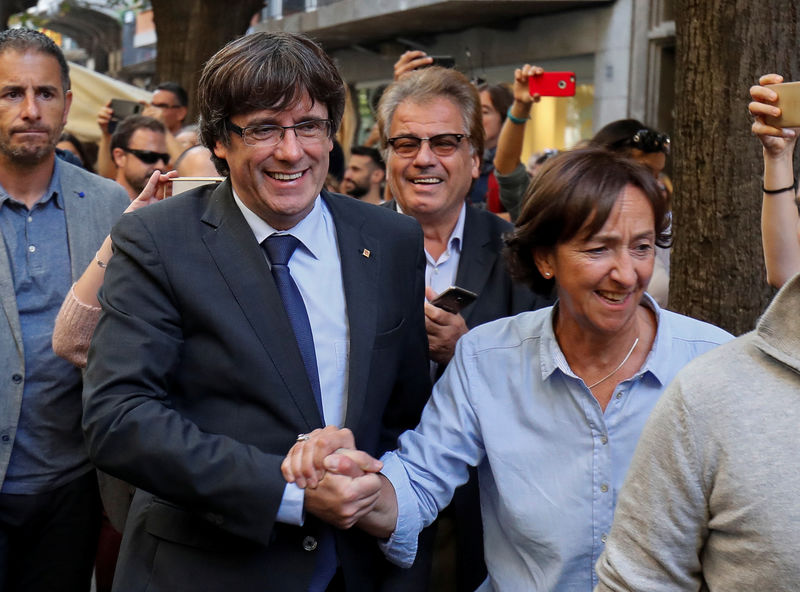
[
  {"left": 82, "top": 182, "right": 432, "bottom": 592},
  {"left": 384, "top": 200, "right": 551, "bottom": 330}
]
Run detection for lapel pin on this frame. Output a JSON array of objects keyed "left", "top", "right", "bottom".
[{"left": 362, "top": 249, "right": 371, "bottom": 258}]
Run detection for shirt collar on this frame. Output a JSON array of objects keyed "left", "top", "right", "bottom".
[
  {"left": 540, "top": 292, "right": 665, "bottom": 384},
  {"left": 0, "top": 156, "right": 63, "bottom": 209},
  {"left": 231, "top": 189, "right": 326, "bottom": 260},
  {"left": 396, "top": 200, "right": 466, "bottom": 254}
]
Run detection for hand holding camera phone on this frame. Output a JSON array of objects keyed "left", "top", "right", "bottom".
[
  {"left": 529, "top": 72, "right": 576, "bottom": 97},
  {"left": 108, "top": 98, "right": 143, "bottom": 134},
  {"left": 764, "top": 81, "right": 800, "bottom": 128}
]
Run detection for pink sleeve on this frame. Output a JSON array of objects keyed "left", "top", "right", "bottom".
[{"left": 52, "top": 285, "right": 102, "bottom": 368}]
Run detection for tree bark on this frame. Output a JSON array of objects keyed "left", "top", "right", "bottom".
[
  {"left": 672, "top": 0, "right": 800, "bottom": 335},
  {"left": 150, "top": 0, "right": 263, "bottom": 123}
]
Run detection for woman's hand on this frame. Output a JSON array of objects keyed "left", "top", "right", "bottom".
[
  {"left": 124, "top": 170, "right": 178, "bottom": 214},
  {"left": 513, "top": 64, "right": 545, "bottom": 105},
  {"left": 749, "top": 73, "right": 799, "bottom": 160}
]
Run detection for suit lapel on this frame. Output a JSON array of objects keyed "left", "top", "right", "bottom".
[
  {"left": 323, "top": 192, "right": 379, "bottom": 430},
  {"left": 455, "top": 206, "right": 496, "bottom": 326},
  {"left": 61, "top": 163, "right": 108, "bottom": 280},
  {"left": 200, "top": 181, "right": 322, "bottom": 430}
]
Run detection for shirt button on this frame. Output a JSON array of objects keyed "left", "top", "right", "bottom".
[
  {"left": 1, "top": 435, "right": 8, "bottom": 442},
  {"left": 28, "top": 245, "right": 36, "bottom": 253},
  {"left": 600, "top": 483, "right": 609, "bottom": 493},
  {"left": 601, "top": 533, "right": 608, "bottom": 543},
  {"left": 12, "top": 374, "right": 22, "bottom": 384},
  {"left": 27, "top": 216, "right": 33, "bottom": 222},
  {"left": 302, "top": 536, "right": 318, "bottom": 551},
  {"left": 615, "top": 392, "right": 622, "bottom": 399},
  {"left": 600, "top": 435, "right": 608, "bottom": 445}
]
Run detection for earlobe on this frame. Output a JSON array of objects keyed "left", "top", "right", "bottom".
[
  {"left": 111, "top": 148, "right": 125, "bottom": 168},
  {"left": 533, "top": 248, "right": 555, "bottom": 280}
]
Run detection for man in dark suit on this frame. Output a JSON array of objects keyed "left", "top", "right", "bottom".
[
  {"left": 376, "top": 66, "right": 551, "bottom": 591},
  {"left": 82, "top": 32, "right": 430, "bottom": 592}
]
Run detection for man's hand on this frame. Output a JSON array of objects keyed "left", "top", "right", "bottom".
[
  {"left": 97, "top": 100, "right": 113, "bottom": 137},
  {"left": 304, "top": 467, "right": 383, "bottom": 530},
  {"left": 281, "top": 426, "right": 381, "bottom": 489},
  {"left": 424, "top": 286, "right": 468, "bottom": 365},
  {"left": 394, "top": 50, "right": 432, "bottom": 80},
  {"left": 749, "top": 73, "right": 799, "bottom": 160}
]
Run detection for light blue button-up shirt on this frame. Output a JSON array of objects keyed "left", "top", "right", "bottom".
[
  {"left": 380, "top": 296, "right": 733, "bottom": 591},
  {"left": 233, "top": 192, "right": 348, "bottom": 525}
]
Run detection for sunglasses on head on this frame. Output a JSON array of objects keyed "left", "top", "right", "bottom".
[
  {"left": 122, "top": 147, "right": 170, "bottom": 165},
  {"left": 630, "top": 129, "right": 670, "bottom": 155}
]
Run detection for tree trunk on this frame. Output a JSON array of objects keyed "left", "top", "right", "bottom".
[
  {"left": 150, "top": 0, "right": 263, "bottom": 123},
  {"left": 672, "top": 0, "right": 800, "bottom": 335}
]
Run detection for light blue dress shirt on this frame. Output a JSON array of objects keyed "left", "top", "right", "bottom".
[
  {"left": 379, "top": 295, "right": 733, "bottom": 591},
  {"left": 233, "top": 192, "right": 348, "bottom": 525}
]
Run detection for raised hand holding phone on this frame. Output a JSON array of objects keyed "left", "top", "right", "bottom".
[{"left": 529, "top": 71, "right": 576, "bottom": 97}]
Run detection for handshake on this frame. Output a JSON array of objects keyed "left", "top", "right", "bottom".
[{"left": 281, "top": 426, "right": 397, "bottom": 538}]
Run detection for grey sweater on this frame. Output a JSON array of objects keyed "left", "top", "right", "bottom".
[{"left": 595, "top": 272, "right": 800, "bottom": 591}]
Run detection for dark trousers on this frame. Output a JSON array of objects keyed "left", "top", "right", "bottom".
[{"left": 0, "top": 470, "right": 102, "bottom": 592}]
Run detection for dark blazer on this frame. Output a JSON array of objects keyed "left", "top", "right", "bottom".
[{"left": 82, "top": 182, "right": 431, "bottom": 592}]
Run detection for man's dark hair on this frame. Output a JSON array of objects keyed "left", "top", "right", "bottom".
[
  {"left": 155, "top": 81, "right": 188, "bottom": 108},
  {"left": 198, "top": 32, "right": 346, "bottom": 176},
  {"left": 350, "top": 145, "right": 385, "bottom": 172},
  {"left": 0, "top": 28, "right": 70, "bottom": 93},
  {"left": 110, "top": 115, "right": 166, "bottom": 155}
]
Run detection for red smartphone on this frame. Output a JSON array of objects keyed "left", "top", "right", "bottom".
[{"left": 529, "top": 72, "right": 576, "bottom": 97}]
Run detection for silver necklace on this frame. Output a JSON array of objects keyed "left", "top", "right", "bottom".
[{"left": 587, "top": 336, "right": 640, "bottom": 389}]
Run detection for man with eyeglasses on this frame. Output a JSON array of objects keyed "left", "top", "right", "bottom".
[
  {"left": 376, "top": 66, "right": 551, "bottom": 591},
  {"left": 82, "top": 31, "right": 431, "bottom": 592},
  {"left": 109, "top": 114, "right": 169, "bottom": 200}
]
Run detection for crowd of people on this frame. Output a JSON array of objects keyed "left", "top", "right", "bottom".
[{"left": 0, "top": 23, "right": 798, "bottom": 592}]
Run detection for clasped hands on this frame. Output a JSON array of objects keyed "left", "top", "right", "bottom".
[{"left": 281, "top": 426, "right": 388, "bottom": 532}]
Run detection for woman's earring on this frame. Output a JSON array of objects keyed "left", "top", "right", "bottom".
[{"left": 543, "top": 272, "right": 552, "bottom": 278}]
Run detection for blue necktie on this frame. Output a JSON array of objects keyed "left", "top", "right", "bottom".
[
  {"left": 262, "top": 234, "right": 337, "bottom": 590},
  {"left": 262, "top": 234, "right": 324, "bottom": 420}
]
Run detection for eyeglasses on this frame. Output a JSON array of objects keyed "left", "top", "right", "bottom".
[
  {"left": 630, "top": 129, "right": 670, "bottom": 155},
  {"left": 151, "top": 102, "right": 183, "bottom": 110},
  {"left": 387, "top": 134, "right": 469, "bottom": 158},
  {"left": 122, "top": 147, "right": 170, "bottom": 165},
  {"left": 226, "top": 119, "right": 332, "bottom": 147}
]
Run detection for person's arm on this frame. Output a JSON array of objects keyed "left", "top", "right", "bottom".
[
  {"left": 95, "top": 100, "right": 116, "bottom": 179},
  {"left": 749, "top": 73, "right": 800, "bottom": 288},
  {"left": 283, "top": 334, "right": 486, "bottom": 565},
  {"left": 52, "top": 171, "right": 175, "bottom": 367},
  {"left": 595, "top": 377, "right": 708, "bottom": 591},
  {"left": 494, "top": 64, "right": 543, "bottom": 175}
]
